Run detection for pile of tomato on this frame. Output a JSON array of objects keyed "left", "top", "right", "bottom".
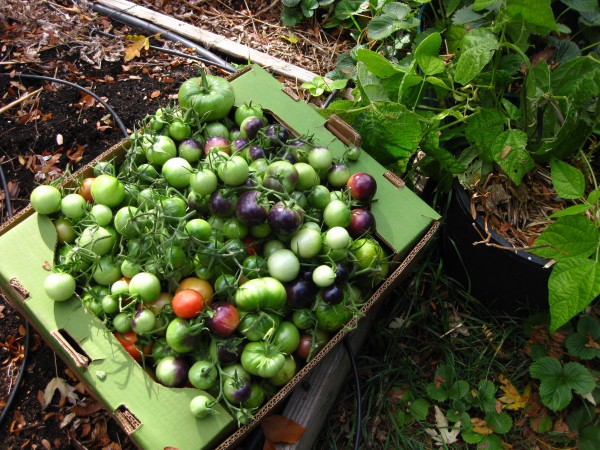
[{"left": 30, "top": 71, "right": 390, "bottom": 423}]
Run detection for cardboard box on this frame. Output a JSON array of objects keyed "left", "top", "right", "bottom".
[{"left": 0, "top": 65, "right": 440, "bottom": 449}]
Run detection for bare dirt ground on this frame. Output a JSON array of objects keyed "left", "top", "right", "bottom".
[{"left": 0, "top": 1, "right": 351, "bottom": 448}]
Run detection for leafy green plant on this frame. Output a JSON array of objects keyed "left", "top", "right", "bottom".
[
  {"left": 280, "top": 0, "right": 336, "bottom": 26},
  {"left": 301, "top": 76, "right": 347, "bottom": 96},
  {"left": 527, "top": 159, "right": 600, "bottom": 331}
]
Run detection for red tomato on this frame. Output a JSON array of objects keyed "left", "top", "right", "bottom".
[
  {"left": 243, "top": 236, "right": 261, "bottom": 256},
  {"left": 172, "top": 289, "right": 205, "bottom": 319},
  {"left": 176, "top": 277, "right": 214, "bottom": 305},
  {"left": 114, "top": 331, "right": 151, "bottom": 362}
]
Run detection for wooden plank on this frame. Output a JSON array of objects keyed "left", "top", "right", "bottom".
[
  {"left": 95, "top": 0, "right": 319, "bottom": 83},
  {"left": 276, "top": 301, "right": 382, "bottom": 450}
]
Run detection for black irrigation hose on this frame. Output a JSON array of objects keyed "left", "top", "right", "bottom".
[
  {"left": 85, "top": 1, "right": 236, "bottom": 73},
  {"left": 0, "top": 164, "right": 31, "bottom": 429},
  {"left": 0, "top": 73, "right": 129, "bottom": 138},
  {"left": 90, "top": 29, "right": 236, "bottom": 74}
]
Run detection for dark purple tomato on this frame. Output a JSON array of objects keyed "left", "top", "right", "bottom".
[
  {"left": 267, "top": 202, "right": 304, "bottom": 235},
  {"left": 236, "top": 190, "right": 269, "bottom": 227},
  {"left": 204, "top": 136, "right": 230, "bottom": 155},
  {"left": 240, "top": 116, "right": 265, "bottom": 140},
  {"left": 248, "top": 145, "right": 266, "bottom": 160},
  {"left": 285, "top": 278, "right": 317, "bottom": 309},
  {"left": 335, "top": 262, "right": 350, "bottom": 282},
  {"left": 223, "top": 371, "right": 252, "bottom": 403},
  {"left": 263, "top": 124, "right": 289, "bottom": 149},
  {"left": 209, "top": 189, "right": 238, "bottom": 218},
  {"left": 206, "top": 302, "right": 240, "bottom": 337},
  {"left": 347, "top": 208, "right": 376, "bottom": 238},
  {"left": 231, "top": 137, "right": 249, "bottom": 153},
  {"left": 321, "top": 283, "right": 344, "bottom": 305},
  {"left": 346, "top": 172, "right": 377, "bottom": 202},
  {"left": 210, "top": 337, "right": 244, "bottom": 365},
  {"left": 188, "top": 191, "right": 209, "bottom": 215}
]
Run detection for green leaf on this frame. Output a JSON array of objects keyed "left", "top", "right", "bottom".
[
  {"left": 409, "top": 398, "right": 430, "bottom": 421},
  {"left": 551, "top": 159, "right": 586, "bottom": 199},
  {"left": 475, "top": 380, "right": 498, "bottom": 413},
  {"left": 356, "top": 48, "right": 401, "bottom": 78},
  {"left": 547, "top": 258, "right": 600, "bottom": 333},
  {"left": 448, "top": 380, "right": 470, "bottom": 400},
  {"left": 463, "top": 431, "right": 485, "bottom": 444},
  {"left": 589, "top": 189, "right": 600, "bottom": 204},
  {"left": 485, "top": 411, "right": 513, "bottom": 434},
  {"left": 465, "top": 108, "right": 505, "bottom": 162},
  {"left": 333, "top": 0, "right": 369, "bottom": 20},
  {"left": 478, "top": 434, "right": 504, "bottom": 450},
  {"left": 530, "top": 357, "right": 596, "bottom": 411},
  {"left": 490, "top": 129, "right": 533, "bottom": 185},
  {"left": 414, "top": 32, "right": 446, "bottom": 75},
  {"left": 501, "top": 98, "right": 521, "bottom": 121},
  {"left": 565, "top": 316, "right": 600, "bottom": 360},
  {"left": 425, "top": 76, "right": 450, "bottom": 90},
  {"left": 356, "top": 62, "right": 390, "bottom": 103},
  {"left": 560, "top": 0, "right": 600, "bottom": 12},
  {"left": 455, "top": 28, "right": 499, "bottom": 84},
  {"left": 282, "top": 0, "right": 301, "bottom": 6},
  {"left": 353, "top": 103, "right": 423, "bottom": 168},
  {"left": 281, "top": 7, "right": 303, "bottom": 26},
  {"left": 445, "top": 25, "right": 468, "bottom": 53},
  {"left": 550, "top": 204, "right": 591, "bottom": 219},
  {"left": 580, "top": 425, "right": 600, "bottom": 450},
  {"left": 452, "top": 5, "right": 484, "bottom": 24},
  {"left": 383, "top": 2, "right": 411, "bottom": 20},
  {"left": 551, "top": 56, "right": 600, "bottom": 103},
  {"left": 506, "top": 0, "right": 558, "bottom": 32},
  {"left": 368, "top": 15, "right": 398, "bottom": 40},
  {"left": 532, "top": 215, "right": 599, "bottom": 260},
  {"left": 473, "top": 0, "right": 497, "bottom": 10}
]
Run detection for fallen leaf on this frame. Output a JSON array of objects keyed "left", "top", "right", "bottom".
[
  {"left": 471, "top": 417, "right": 493, "bottom": 435},
  {"left": 42, "top": 377, "right": 79, "bottom": 409},
  {"left": 124, "top": 34, "right": 152, "bottom": 62},
  {"left": 70, "top": 401, "right": 103, "bottom": 417},
  {"left": 150, "top": 90, "right": 161, "bottom": 98},
  {"left": 498, "top": 374, "right": 530, "bottom": 411},
  {"left": 424, "top": 405, "right": 461, "bottom": 446},
  {"left": 260, "top": 415, "right": 306, "bottom": 449}
]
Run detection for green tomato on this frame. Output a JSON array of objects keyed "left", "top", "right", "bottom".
[
  {"left": 312, "top": 265, "right": 336, "bottom": 287},
  {"left": 168, "top": 120, "right": 192, "bottom": 141},
  {"left": 323, "top": 199, "right": 352, "bottom": 228},
  {"left": 217, "top": 155, "right": 249, "bottom": 186},
  {"left": 129, "top": 272, "right": 161, "bottom": 304},
  {"left": 308, "top": 146, "right": 333, "bottom": 171},
  {"left": 238, "top": 311, "right": 280, "bottom": 341},
  {"left": 307, "top": 185, "right": 331, "bottom": 209},
  {"left": 60, "top": 193, "right": 87, "bottom": 220},
  {"left": 77, "top": 225, "right": 115, "bottom": 256},
  {"left": 44, "top": 272, "right": 76, "bottom": 301},
  {"left": 234, "top": 277, "right": 287, "bottom": 312},
  {"left": 241, "top": 341, "right": 285, "bottom": 378},
  {"left": 267, "top": 355, "right": 297, "bottom": 387},
  {"left": 324, "top": 226, "right": 351, "bottom": 250},
  {"left": 120, "top": 259, "right": 142, "bottom": 279},
  {"left": 91, "top": 174, "right": 125, "bottom": 208},
  {"left": 54, "top": 218, "right": 76, "bottom": 244},
  {"left": 273, "top": 321, "right": 301, "bottom": 354},
  {"left": 162, "top": 157, "right": 193, "bottom": 188},
  {"left": 30, "top": 185, "right": 62, "bottom": 215},
  {"left": 188, "top": 360, "right": 218, "bottom": 390},
  {"left": 113, "top": 206, "right": 141, "bottom": 238},
  {"left": 189, "top": 169, "right": 218, "bottom": 196},
  {"left": 289, "top": 227, "right": 322, "bottom": 259},
  {"left": 178, "top": 75, "right": 235, "bottom": 122},
  {"left": 190, "top": 394, "right": 214, "bottom": 419},
  {"left": 234, "top": 103, "right": 264, "bottom": 126},
  {"left": 90, "top": 204, "right": 113, "bottom": 226},
  {"left": 145, "top": 135, "right": 177, "bottom": 166},
  {"left": 92, "top": 257, "right": 122, "bottom": 286},
  {"left": 314, "top": 301, "right": 352, "bottom": 332},
  {"left": 267, "top": 249, "right": 300, "bottom": 282},
  {"left": 185, "top": 218, "right": 212, "bottom": 241},
  {"left": 294, "top": 162, "right": 319, "bottom": 191}
]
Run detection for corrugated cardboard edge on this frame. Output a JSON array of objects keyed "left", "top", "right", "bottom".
[
  {"left": 325, "top": 114, "right": 361, "bottom": 147},
  {"left": 215, "top": 219, "right": 440, "bottom": 450}
]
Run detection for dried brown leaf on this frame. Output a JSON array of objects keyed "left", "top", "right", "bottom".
[{"left": 260, "top": 415, "right": 306, "bottom": 449}]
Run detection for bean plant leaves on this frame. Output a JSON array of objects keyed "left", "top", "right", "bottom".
[
  {"left": 490, "top": 129, "right": 533, "bottom": 185},
  {"left": 506, "top": 0, "right": 557, "bottom": 31},
  {"left": 352, "top": 102, "right": 422, "bottom": 169},
  {"left": 367, "top": 3, "right": 418, "bottom": 40},
  {"left": 414, "top": 32, "right": 446, "bottom": 75},
  {"left": 356, "top": 62, "right": 390, "bottom": 103},
  {"left": 454, "top": 28, "right": 499, "bottom": 84},
  {"left": 550, "top": 158, "right": 585, "bottom": 199},
  {"left": 560, "top": 0, "right": 600, "bottom": 12},
  {"left": 356, "top": 48, "right": 401, "bottom": 78},
  {"left": 465, "top": 108, "right": 505, "bottom": 162},
  {"left": 530, "top": 357, "right": 596, "bottom": 410},
  {"left": 532, "top": 215, "right": 599, "bottom": 261},
  {"left": 547, "top": 258, "right": 600, "bottom": 333}
]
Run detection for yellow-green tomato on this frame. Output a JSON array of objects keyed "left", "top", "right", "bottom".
[
  {"left": 30, "top": 185, "right": 62, "bottom": 215},
  {"left": 162, "top": 157, "right": 193, "bottom": 188},
  {"left": 289, "top": 227, "right": 322, "bottom": 259},
  {"left": 91, "top": 174, "right": 125, "bottom": 208},
  {"left": 190, "top": 394, "right": 214, "bottom": 419},
  {"left": 44, "top": 272, "right": 76, "bottom": 301},
  {"left": 267, "top": 249, "right": 300, "bottom": 282}
]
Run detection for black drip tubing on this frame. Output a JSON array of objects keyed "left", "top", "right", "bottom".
[{"left": 85, "top": 1, "right": 236, "bottom": 73}]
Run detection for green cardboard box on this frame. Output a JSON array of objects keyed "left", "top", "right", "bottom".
[{"left": 0, "top": 65, "right": 439, "bottom": 449}]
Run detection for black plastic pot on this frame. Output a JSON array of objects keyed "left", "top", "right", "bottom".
[{"left": 441, "top": 180, "right": 551, "bottom": 313}]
